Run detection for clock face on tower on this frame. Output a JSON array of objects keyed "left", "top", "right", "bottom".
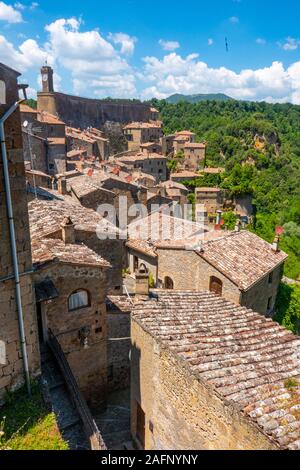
[{"left": 42, "top": 74, "right": 48, "bottom": 82}]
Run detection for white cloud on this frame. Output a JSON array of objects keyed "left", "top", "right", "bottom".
[
  {"left": 256, "top": 38, "right": 266, "bottom": 45},
  {"left": 30, "top": 1, "right": 38, "bottom": 9},
  {"left": 108, "top": 32, "right": 137, "bottom": 55},
  {"left": 140, "top": 52, "right": 300, "bottom": 104},
  {"left": 208, "top": 38, "right": 214, "bottom": 46},
  {"left": 279, "top": 37, "right": 300, "bottom": 51},
  {"left": 229, "top": 16, "right": 239, "bottom": 23},
  {"left": 0, "top": 1, "right": 23, "bottom": 23},
  {"left": 44, "top": 18, "right": 136, "bottom": 97},
  {"left": 0, "top": 35, "right": 48, "bottom": 71},
  {"left": 159, "top": 39, "right": 180, "bottom": 51},
  {"left": 14, "top": 2, "right": 25, "bottom": 10}
]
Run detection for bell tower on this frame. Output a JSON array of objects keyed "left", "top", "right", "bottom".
[
  {"left": 38, "top": 65, "right": 57, "bottom": 115},
  {"left": 41, "top": 65, "right": 54, "bottom": 93}
]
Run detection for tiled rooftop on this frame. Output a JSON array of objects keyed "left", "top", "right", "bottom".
[
  {"left": 31, "top": 237, "right": 110, "bottom": 268},
  {"left": 118, "top": 152, "right": 167, "bottom": 163},
  {"left": 28, "top": 198, "right": 118, "bottom": 239},
  {"left": 128, "top": 211, "right": 207, "bottom": 244},
  {"left": 184, "top": 142, "right": 206, "bottom": 149},
  {"left": 197, "top": 230, "right": 288, "bottom": 291},
  {"left": 38, "top": 111, "right": 65, "bottom": 125},
  {"left": 195, "top": 187, "right": 221, "bottom": 192},
  {"left": 123, "top": 121, "right": 162, "bottom": 130},
  {"left": 132, "top": 290, "right": 300, "bottom": 450}
]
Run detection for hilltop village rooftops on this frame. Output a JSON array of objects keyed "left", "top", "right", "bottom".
[
  {"left": 20, "top": 105, "right": 65, "bottom": 126},
  {"left": 196, "top": 187, "right": 221, "bottom": 193},
  {"left": 184, "top": 142, "right": 206, "bottom": 149},
  {"left": 37, "top": 111, "right": 65, "bottom": 125},
  {"left": 68, "top": 175, "right": 115, "bottom": 199},
  {"left": 175, "top": 130, "right": 196, "bottom": 136},
  {"left": 118, "top": 152, "right": 167, "bottom": 163},
  {"left": 123, "top": 121, "right": 162, "bottom": 130},
  {"left": 31, "top": 237, "right": 111, "bottom": 269},
  {"left": 195, "top": 229, "right": 288, "bottom": 291},
  {"left": 28, "top": 198, "right": 119, "bottom": 239},
  {"left": 161, "top": 180, "right": 189, "bottom": 192},
  {"left": 20, "top": 103, "right": 38, "bottom": 114},
  {"left": 128, "top": 211, "right": 208, "bottom": 244},
  {"left": 132, "top": 290, "right": 300, "bottom": 450}
]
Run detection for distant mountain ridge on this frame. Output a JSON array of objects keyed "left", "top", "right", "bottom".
[{"left": 166, "top": 93, "right": 233, "bottom": 104}]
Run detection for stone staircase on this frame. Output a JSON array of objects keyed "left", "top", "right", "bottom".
[{"left": 41, "top": 345, "right": 90, "bottom": 450}]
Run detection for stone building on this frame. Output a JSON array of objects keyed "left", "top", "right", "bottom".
[
  {"left": 160, "top": 180, "right": 189, "bottom": 207},
  {"left": 31, "top": 220, "right": 110, "bottom": 408},
  {"left": 0, "top": 63, "right": 40, "bottom": 404},
  {"left": 183, "top": 142, "right": 206, "bottom": 170},
  {"left": 131, "top": 290, "right": 300, "bottom": 450},
  {"left": 66, "top": 126, "right": 110, "bottom": 161},
  {"left": 140, "top": 142, "right": 162, "bottom": 155},
  {"left": 170, "top": 171, "right": 200, "bottom": 183},
  {"left": 173, "top": 130, "right": 195, "bottom": 154},
  {"left": 123, "top": 122, "right": 163, "bottom": 151},
  {"left": 156, "top": 230, "right": 287, "bottom": 315},
  {"left": 20, "top": 104, "right": 67, "bottom": 175},
  {"left": 118, "top": 153, "right": 167, "bottom": 182},
  {"left": 195, "top": 187, "right": 224, "bottom": 214},
  {"left": 28, "top": 198, "right": 123, "bottom": 294}
]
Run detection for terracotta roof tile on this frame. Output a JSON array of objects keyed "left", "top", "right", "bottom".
[
  {"left": 31, "top": 238, "right": 110, "bottom": 268},
  {"left": 132, "top": 290, "right": 300, "bottom": 450},
  {"left": 197, "top": 230, "right": 288, "bottom": 290}
]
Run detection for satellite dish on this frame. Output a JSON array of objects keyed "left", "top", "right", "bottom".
[{"left": 23, "top": 120, "right": 29, "bottom": 128}]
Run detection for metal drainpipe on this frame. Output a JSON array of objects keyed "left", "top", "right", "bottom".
[{"left": 0, "top": 100, "right": 31, "bottom": 396}]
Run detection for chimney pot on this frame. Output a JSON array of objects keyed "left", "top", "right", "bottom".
[
  {"left": 216, "top": 210, "right": 222, "bottom": 225},
  {"left": 135, "top": 264, "right": 150, "bottom": 296}
]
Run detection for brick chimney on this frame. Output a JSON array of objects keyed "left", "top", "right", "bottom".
[
  {"left": 61, "top": 216, "right": 75, "bottom": 244},
  {"left": 135, "top": 264, "right": 149, "bottom": 296}
]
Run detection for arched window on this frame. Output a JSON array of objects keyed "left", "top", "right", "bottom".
[
  {"left": 0, "top": 80, "right": 6, "bottom": 104},
  {"left": 164, "top": 276, "right": 174, "bottom": 289},
  {"left": 209, "top": 276, "right": 223, "bottom": 296},
  {"left": 68, "top": 289, "right": 90, "bottom": 311}
]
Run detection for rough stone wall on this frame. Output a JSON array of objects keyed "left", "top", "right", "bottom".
[
  {"left": 131, "top": 321, "right": 278, "bottom": 450},
  {"left": 241, "top": 264, "right": 283, "bottom": 315},
  {"left": 22, "top": 133, "right": 47, "bottom": 172},
  {"left": 75, "top": 229, "right": 124, "bottom": 293},
  {"left": 127, "top": 249, "right": 157, "bottom": 283},
  {"left": 107, "top": 312, "right": 130, "bottom": 392},
  {"left": 71, "top": 187, "right": 115, "bottom": 213},
  {"left": 157, "top": 248, "right": 241, "bottom": 305},
  {"left": 66, "top": 135, "right": 95, "bottom": 158},
  {"left": 47, "top": 143, "right": 66, "bottom": 174},
  {"left": 38, "top": 92, "right": 152, "bottom": 129},
  {"left": 195, "top": 191, "right": 223, "bottom": 214},
  {"left": 0, "top": 66, "right": 40, "bottom": 404},
  {"left": 184, "top": 147, "right": 205, "bottom": 170},
  {"left": 33, "top": 263, "right": 108, "bottom": 408}
]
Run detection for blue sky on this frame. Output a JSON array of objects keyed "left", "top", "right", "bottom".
[{"left": 1, "top": 0, "right": 300, "bottom": 102}]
